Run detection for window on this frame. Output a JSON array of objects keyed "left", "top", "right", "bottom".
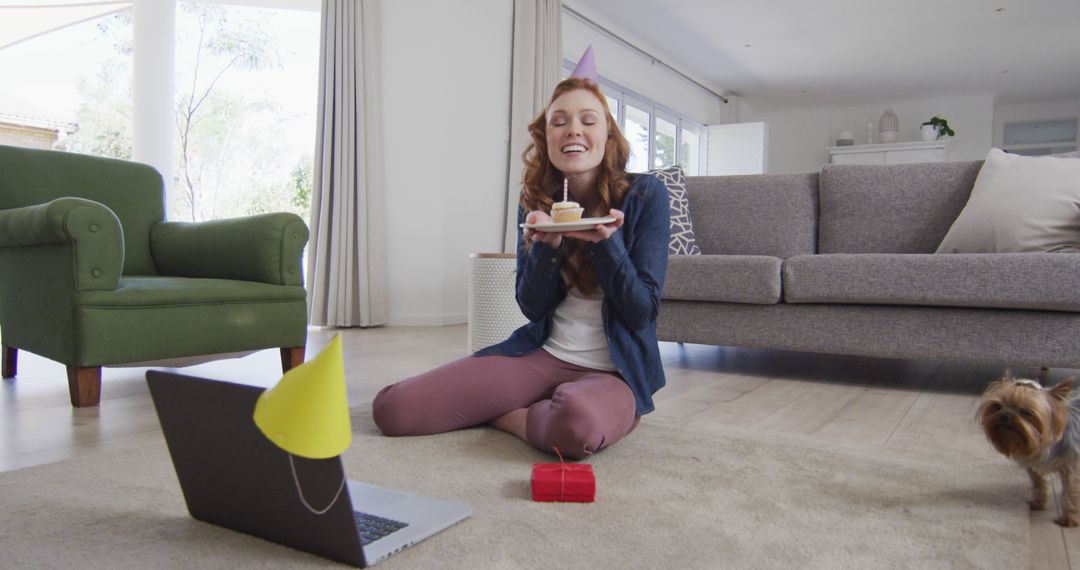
[
  {"left": 0, "top": 8, "right": 131, "bottom": 155},
  {"left": 623, "top": 102, "right": 650, "bottom": 173},
  {"left": 0, "top": 2, "right": 319, "bottom": 224},
  {"left": 603, "top": 94, "right": 619, "bottom": 124},
  {"left": 654, "top": 114, "right": 677, "bottom": 169},
  {"left": 173, "top": 2, "right": 319, "bottom": 222},
  {"left": 562, "top": 60, "right": 707, "bottom": 174}
]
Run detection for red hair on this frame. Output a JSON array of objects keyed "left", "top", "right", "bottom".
[{"left": 519, "top": 77, "right": 631, "bottom": 294}]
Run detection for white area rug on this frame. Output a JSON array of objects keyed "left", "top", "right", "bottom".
[{"left": 0, "top": 411, "right": 1028, "bottom": 569}]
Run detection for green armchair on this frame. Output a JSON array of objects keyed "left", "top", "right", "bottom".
[{"left": 0, "top": 144, "right": 310, "bottom": 407}]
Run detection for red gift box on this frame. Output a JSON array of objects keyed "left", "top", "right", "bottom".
[{"left": 531, "top": 455, "right": 596, "bottom": 503}]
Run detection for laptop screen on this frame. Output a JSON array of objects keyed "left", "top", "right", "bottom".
[{"left": 146, "top": 370, "right": 366, "bottom": 567}]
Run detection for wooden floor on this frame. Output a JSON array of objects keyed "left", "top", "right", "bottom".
[{"left": 2, "top": 324, "right": 1077, "bottom": 569}]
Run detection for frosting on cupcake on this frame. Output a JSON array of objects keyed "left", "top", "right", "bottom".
[{"left": 551, "top": 201, "right": 584, "bottom": 223}]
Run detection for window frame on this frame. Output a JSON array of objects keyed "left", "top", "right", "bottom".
[
  {"left": 562, "top": 59, "right": 707, "bottom": 175},
  {"left": 621, "top": 93, "right": 653, "bottom": 173}
]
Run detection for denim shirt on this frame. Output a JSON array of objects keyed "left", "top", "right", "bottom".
[{"left": 475, "top": 173, "right": 670, "bottom": 415}]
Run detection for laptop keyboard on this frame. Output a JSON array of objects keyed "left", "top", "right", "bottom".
[{"left": 354, "top": 511, "right": 409, "bottom": 545}]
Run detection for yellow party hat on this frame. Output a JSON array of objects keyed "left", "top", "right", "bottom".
[{"left": 253, "top": 335, "right": 351, "bottom": 459}]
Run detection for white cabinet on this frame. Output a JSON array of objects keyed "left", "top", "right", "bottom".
[{"left": 827, "top": 141, "right": 948, "bottom": 165}]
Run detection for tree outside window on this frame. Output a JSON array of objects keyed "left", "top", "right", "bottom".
[{"left": 1, "top": 3, "right": 318, "bottom": 224}]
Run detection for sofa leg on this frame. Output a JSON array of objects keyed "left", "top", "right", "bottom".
[
  {"left": 2, "top": 344, "right": 15, "bottom": 378},
  {"left": 280, "top": 346, "right": 306, "bottom": 373},
  {"left": 66, "top": 366, "right": 102, "bottom": 407}
]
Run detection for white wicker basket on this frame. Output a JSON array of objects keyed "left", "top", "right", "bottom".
[{"left": 468, "top": 253, "right": 528, "bottom": 353}]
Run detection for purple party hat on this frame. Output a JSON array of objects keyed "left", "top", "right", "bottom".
[{"left": 570, "top": 45, "right": 598, "bottom": 83}]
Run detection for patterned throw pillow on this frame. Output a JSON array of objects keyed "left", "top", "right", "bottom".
[{"left": 647, "top": 165, "right": 702, "bottom": 255}]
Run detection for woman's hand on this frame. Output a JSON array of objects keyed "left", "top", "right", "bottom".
[
  {"left": 562, "top": 209, "right": 624, "bottom": 243},
  {"left": 523, "top": 210, "right": 562, "bottom": 249}
]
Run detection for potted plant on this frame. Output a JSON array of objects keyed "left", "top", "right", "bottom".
[{"left": 921, "top": 116, "right": 956, "bottom": 141}]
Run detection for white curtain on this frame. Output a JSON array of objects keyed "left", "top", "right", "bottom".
[
  {"left": 306, "top": 0, "right": 388, "bottom": 327},
  {"left": 502, "top": 0, "right": 563, "bottom": 252}
]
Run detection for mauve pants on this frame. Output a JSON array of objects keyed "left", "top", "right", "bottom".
[{"left": 371, "top": 349, "right": 639, "bottom": 459}]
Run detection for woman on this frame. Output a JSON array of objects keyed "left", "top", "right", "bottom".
[{"left": 372, "top": 74, "right": 669, "bottom": 459}]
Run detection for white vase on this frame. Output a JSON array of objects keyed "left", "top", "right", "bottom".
[
  {"left": 879, "top": 109, "right": 899, "bottom": 143},
  {"left": 920, "top": 124, "right": 939, "bottom": 141}
]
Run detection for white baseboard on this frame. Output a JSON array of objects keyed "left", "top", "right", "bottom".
[
  {"left": 388, "top": 313, "right": 467, "bottom": 327},
  {"left": 442, "top": 313, "right": 467, "bottom": 326}
]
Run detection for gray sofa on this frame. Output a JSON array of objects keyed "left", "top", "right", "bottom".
[{"left": 658, "top": 161, "right": 1080, "bottom": 369}]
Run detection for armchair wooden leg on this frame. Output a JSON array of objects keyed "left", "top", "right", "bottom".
[
  {"left": 66, "top": 366, "right": 102, "bottom": 407},
  {"left": 2, "top": 344, "right": 15, "bottom": 378},
  {"left": 280, "top": 346, "right": 306, "bottom": 372}
]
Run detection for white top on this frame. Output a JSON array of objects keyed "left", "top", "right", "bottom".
[{"left": 542, "top": 287, "right": 616, "bottom": 371}]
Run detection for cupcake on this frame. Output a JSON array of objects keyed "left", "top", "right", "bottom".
[{"left": 551, "top": 201, "right": 584, "bottom": 224}]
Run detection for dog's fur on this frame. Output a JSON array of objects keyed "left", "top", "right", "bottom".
[{"left": 977, "top": 373, "right": 1079, "bottom": 527}]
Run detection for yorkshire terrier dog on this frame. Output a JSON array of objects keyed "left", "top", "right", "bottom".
[{"left": 977, "top": 373, "right": 1079, "bottom": 527}]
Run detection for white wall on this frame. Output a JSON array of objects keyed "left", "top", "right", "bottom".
[
  {"left": 736, "top": 100, "right": 832, "bottom": 175},
  {"left": 378, "top": 0, "right": 512, "bottom": 325},
  {"left": 994, "top": 97, "right": 1080, "bottom": 147},
  {"left": 561, "top": 3, "right": 729, "bottom": 125},
  {"left": 740, "top": 94, "right": 996, "bottom": 174}
]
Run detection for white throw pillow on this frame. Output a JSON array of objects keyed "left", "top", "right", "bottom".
[{"left": 936, "top": 148, "right": 1080, "bottom": 254}]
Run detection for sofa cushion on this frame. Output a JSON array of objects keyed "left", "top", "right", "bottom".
[
  {"left": 648, "top": 165, "right": 701, "bottom": 255},
  {"left": 936, "top": 149, "right": 1080, "bottom": 254},
  {"left": 663, "top": 255, "right": 782, "bottom": 304},
  {"left": 818, "top": 161, "right": 983, "bottom": 254},
  {"left": 783, "top": 253, "right": 1080, "bottom": 312},
  {"left": 70, "top": 276, "right": 307, "bottom": 366},
  {"left": 686, "top": 173, "right": 817, "bottom": 258},
  {"left": 75, "top": 276, "right": 307, "bottom": 307}
]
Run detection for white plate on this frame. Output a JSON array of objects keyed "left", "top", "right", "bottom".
[{"left": 520, "top": 216, "right": 617, "bottom": 233}]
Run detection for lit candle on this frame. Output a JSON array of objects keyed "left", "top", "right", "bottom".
[{"left": 563, "top": 178, "right": 568, "bottom": 203}]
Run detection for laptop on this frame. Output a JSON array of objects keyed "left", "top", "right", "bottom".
[{"left": 146, "top": 370, "right": 471, "bottom": 567}]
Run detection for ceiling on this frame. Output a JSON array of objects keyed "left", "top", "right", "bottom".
[{"left": 570, "top": 0, "right": 1080, "bottom": 107}]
